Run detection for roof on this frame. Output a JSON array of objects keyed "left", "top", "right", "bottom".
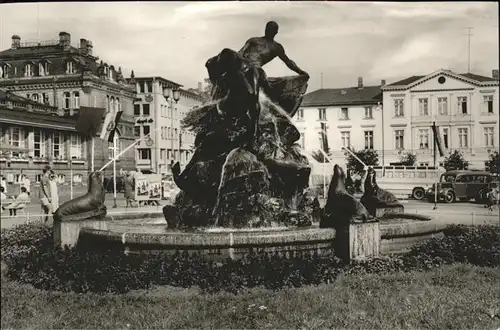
[
  {"left": 301, "top": 85, "right": 382, "bottom": 107},
  {"left": 388, "top": 70, "right": 497, "bottom": 86},
  {"left": 0, "top": 45, "right": 67, "bottom": 57},
  {"left": 129, "top": 76, "right": 183, "bottom": 88},
  {"left": 0, "top": 105, "right": 76, "bottom": 131}
]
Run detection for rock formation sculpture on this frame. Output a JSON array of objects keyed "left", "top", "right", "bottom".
[
  {"left": 320, "top": 164, "right": 372, "bottom": 228},
  {"left": 360, "top": 167, "right": 405, "bottom": 217},
  {"left": 53, "top": 171, "right": 107, "bottom": 222}
]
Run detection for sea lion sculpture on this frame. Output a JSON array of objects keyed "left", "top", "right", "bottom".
[
  {"left": 320, "top": 164, "right": 371, "bottom": 229},
  {"left": 53, "top": 171, "right": 107, "bottom": 222},
  {"left": 361, "top": 167, "right": 404, "bottom": 217}
]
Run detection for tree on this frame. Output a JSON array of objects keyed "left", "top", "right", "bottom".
[
  {"left": 399, "top": 152, "right": 417, "bottom": 166},
  {"left": 201, "top": 78, "right": 214, "bottom": 104},
  {"left": 344, "top": 148, "right": 379, "bottom": 177},
  {"left": 311, "top": 150, "right": 329, "bottom": 163},
  {"left": 485, "top": 151, "right": 500, "bottom": 175},
  {"left": 443, "top": 150, "right": 469, "bottom": 171}
]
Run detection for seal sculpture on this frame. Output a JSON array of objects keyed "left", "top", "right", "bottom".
[
  {"left": 320, "top": 164, "right": 371, "bottom": 229},
  {"left": 361, "top": 167, "right": 404, "bottom": 217},
  {"left": 53, "top": 171, "right": 107, "bottom": 222}
]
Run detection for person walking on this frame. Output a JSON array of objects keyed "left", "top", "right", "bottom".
[
  {"left": 39, "top": 166, "right": 53, "bottom": 223},
  {"left": 49, "top": 170, "right": 59, "bottom": 214}
]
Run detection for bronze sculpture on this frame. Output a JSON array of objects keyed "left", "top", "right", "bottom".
[
  {"left": 165, "top": 21, "right": 312, "bottom": 229},
  {"left": 361, "top": 167, "right": 405, "bottom": 217},
  {"left": 53, "top": 171, "right": 107, "bottom": 222},
  {"left": 320, "top": 164, "right": 372, "bottom": 229}
]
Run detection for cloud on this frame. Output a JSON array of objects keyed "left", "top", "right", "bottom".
[{"left": 0, "top": 2, "right": 498, "bottom": 91}]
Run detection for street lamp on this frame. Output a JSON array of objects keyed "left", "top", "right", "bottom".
[{"left": 163, "top": 86, "right": 180, "bottom": 173}]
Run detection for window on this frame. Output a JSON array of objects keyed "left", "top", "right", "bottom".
[
  {"left": 52, "top": 132, "right": 64, "bottom": 159},
  {"left": 9, "top": 127, "right": 22, "bottom": 147},
  {"left": 66, "top": 61, "right": 75, "bottom": 74},
  {"left": 143, "top": 126, "right": 150, "bottom": 137},
  {"left": 442, "top": 128, "right": 449, "bottom": 149},
  {"left": 418, "top": 129, "right": 429, "bottom": 149},
  {"left": 340, "top": 108, "right": 349, "bottom": 120},
  {"left": 70, "top": 134, "right": 82, "bottom": 159},
  {"left": 300, "top": 133, "right": 305, "bottom": 149},
  {"left": 394, "top": 99, "right": 404, "bottom": 117},
  {"left": 143, "top": 104, "right": 150, "bottom": 116},
  {"left": 458, "top": 97, "right": 468, "bottom": 114},
  {"left": 147, "top": 82, "right": 152, "bottom": 93},
  {"left": 364, "top": 107, "right": 373, "bottom": 118},
  {"left": 24, "top": 64, "right": 33, "bottom": 77},
  {"left": 160, "top": 149, "right": 166, "bottom": 161},
  {"left": 483, "top": 95, "right": 494, "bottom": 114},
  {"left": 64, "top": 92, "right": 71, "bottom": 109},
  {"left": 39, "top": 63, "right": 45, "bottom": 76},
  {"left": 484, "top": 127, "right": 495, "bottom": 147},
  {"left": 296, "top": 108, "right": 304, "bottom": 120},
  {"left": 73, "top": 174, "right": 83, "bottom": 183},
  {"left": 364, "top": 131, "right": 374, "bottom": 149},
  {"left": 73, "top": 92, "right": 80, "bottom": 109},
  {"left": 395, "top": 130, "right": 404, "bottom": 149},
  {"left": 458, "top": 128, "right": 468, "bottom": 148},
  {"left": 33, "top": 129, "right": 45, "bottom": 158},
  {"left": 174, "top": 128, "right": 178, "bottom": 139},
  {"left": 32, "top": 93, "right": 39, "bottom": 103},
  {"left": 134, "top": 104, "right": 141, "bottom": 116},
  {"left": 438, "top": 97, "right": 448, "bottom": 115},
  {"left": 160, "top": 127, "right": 164, "bottom": 139},
  {"left": 42, "top": 93, "right": 49, "bottom": 104},
  {"left": 418, "top": 98, "right": 429, "bottom": 116},
  {"left": 318, "top": 108, "right": 326, "bottom": 121},
  {"left": 108, "top": 96, "right": 114, "bottom": 112},
  {"left": 168, "top": 128, "right": 171, "bottom": 139},
  {"left": 138, "top": 148, "right": 151, "bottom": 160},
  {"left": 139, "top": 82, "right": 145, "bottom": 93},
  {"left": 340, "top": 131, "right": 350, "bottom": 148},
  {"left": 0, "top": 64, "right": 8, "bottom": 78}
]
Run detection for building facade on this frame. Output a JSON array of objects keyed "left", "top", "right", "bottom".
[
  {"left": 294, "top": 77, "right": 384, "bottom": 168},
  {"left": 381, "top": 69, "right": 499, "bottom": 168},
  {"left": 131, "top": 77, "right": 202, "bottom": 174},
  {"left": 0, "top": 32, "right": 137, "bottom": 176},
  {"left": 0, "top": 89, "right": 88, "bottom": 190}
]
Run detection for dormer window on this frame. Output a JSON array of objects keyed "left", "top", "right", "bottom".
[
  {"left": 66, "top": 61, "right": 75, "bottom": 74},
  {"left": 107, "top": 67, "right": 113, "bottom": 80},
  {"left": 39, "top": 62, "right": 50, "bottom": 76},
  {"left": 24, "top": 63, "right": 34, "bottom": 77},
  {"left": 64, "top": 92, "right": 71, "bottom": 109},
  {"left": 73, "top": 92, "right": 80, "bottom": 109},
  {"left": 0, "top": 64, "right": 8, "bottom": 79},
  {"left": 32, "top": 94, "right": 39, "bottom": 103}
]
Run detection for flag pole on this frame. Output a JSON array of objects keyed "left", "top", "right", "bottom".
[
  {"left": 113, "top": 134, "right": 117, "bottom": 208},
  {"left": 91, "top": 136, "right": 95, "bottom": 172},
  {"left": 433, "top": 121, "right": 438, "bottom": 210}
]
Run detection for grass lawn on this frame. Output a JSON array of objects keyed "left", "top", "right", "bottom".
[{"left": 2, "top": 263, "right": 500, "bottom": 329}]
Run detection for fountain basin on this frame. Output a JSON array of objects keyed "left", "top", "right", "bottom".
[{"left": 65, "top": 211, "right": 444, "bottom": 260}]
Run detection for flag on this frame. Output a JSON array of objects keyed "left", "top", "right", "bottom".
[
  {"left": 100, "top": 110, "right": 123, "bottom": 143},
  {"left": 320, "top": 122, "right": 329, "bottom": 152},
  {"left": 431, "top": 123, "right": 445, "bottom": 157},
  {"left": 75, "top": 107, "right": 105, "bottom": 136}
]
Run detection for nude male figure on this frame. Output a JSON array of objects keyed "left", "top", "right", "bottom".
[{"left": 238, "top": 21, "right": 310, "bottom": 79}]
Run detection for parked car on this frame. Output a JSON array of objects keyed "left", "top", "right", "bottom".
[
  {"left": 411, "top": 185, "right": 430, "bottom": 200},
  {"left": 426, "top": 170, "right": 495, "bottom": 204}
]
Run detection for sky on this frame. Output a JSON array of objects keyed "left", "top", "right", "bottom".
[{"left": 0, "top": 1, "right": 498, "bottom": 91}]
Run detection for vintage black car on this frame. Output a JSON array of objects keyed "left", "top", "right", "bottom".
[{"left": 426, "top": 170, "right": 495, "bottom": 204}]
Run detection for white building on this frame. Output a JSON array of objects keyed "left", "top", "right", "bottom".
[
  {"left": 381, "top": 69, "right": 499, "bottom": 168},
  {"left": 131, "top": 77, "right": 202, "bottom": 174},
  {"left": 294, "top": 77, "right": 384, "bottom": 168}
]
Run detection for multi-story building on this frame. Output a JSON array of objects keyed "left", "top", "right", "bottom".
[
  {"left": 0, "top": 31, "right": 137, "bottom": 175},
  {"left": 0, "top": 89, "right": 88, "bottom": 189},
  {"left": 131, "top": 77, "right": 203, "bottom": 174},
  {"left": 381, "top": 69, "right": 499, "bottom": 168},
  {"left": 294, "top": 77, "right": 384, "bottom": 167}
]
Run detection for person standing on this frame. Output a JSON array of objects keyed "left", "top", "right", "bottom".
[
  {"left": 49, "top": 170, "right": 59, "bottom": 214},
  {"left": 124, "top": 171, "right": 136, "bottom": 208},
  {"left": 1, "top": 175, "right": 7, "bottom": 194},
  {"left": 20, "top": 174, "right": 31, "bottom": 195},
  {"left": 6, "top": 186, "right": 30, "bottom": 217},
  {"left": 39, "top": 166, "right": 52, "bottom": 223}
]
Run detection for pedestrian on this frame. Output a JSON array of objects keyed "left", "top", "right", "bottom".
[
  {"left": 0, "top": 186, "right": 7, "bottom": 214},
  {"left": 124, "top": 171, "right": 136, "bottom": 208},
  {"left": 485, "top": 187, "right": 499, "bottom": 211},
  {"left": 6, "top": 186, "right": 30, "bottom": 217},
  {"left": 1, "top": 175, "right": 7, "bottom": 194},
  {"left": 49, "top": 170, "right": 60, "bottom": 213},
  {"left": 20, "top": 174, "right": 31, "bottom": 195},
  {"left": 39, "top": 165, "right": 53, "bottom": 223}
]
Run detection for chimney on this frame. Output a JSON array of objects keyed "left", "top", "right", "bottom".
[
  {"left": 198, "top": 81, "right": 202, "bottom": 93},
  {"left": 357, "top": 77, "right": 363, "bottom": 89},
  {"left": 11, "top": 35, "right": 21, "bottom": 49},
  {"left": 86, "top": 40, "right": 93, "bottom": 56},
  {"left": 493, "top": 69, "right": 499, "bottom": 80},
  {"left": 381, "top": 79, "right": 386, "bottom": 86},
  {"left": 58, "top": 32, "right": 71, "bottom": 48}
]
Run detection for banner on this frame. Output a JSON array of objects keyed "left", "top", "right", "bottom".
[
  {"left": 99, "top": 110, "right": 123, "bottom": 142},
  {"left": 75, "top": 107, "right": 105, "bottom": 136},
  {"left": 431, "top": 123, "right": 445, "bottom": 157},
  {"left": 134, "top": 174, "right": 162, "bottom": 201}
]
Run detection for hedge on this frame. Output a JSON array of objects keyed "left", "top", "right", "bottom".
[{"left": 1, "top": 223, "right": 499, "bottom": 294}]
